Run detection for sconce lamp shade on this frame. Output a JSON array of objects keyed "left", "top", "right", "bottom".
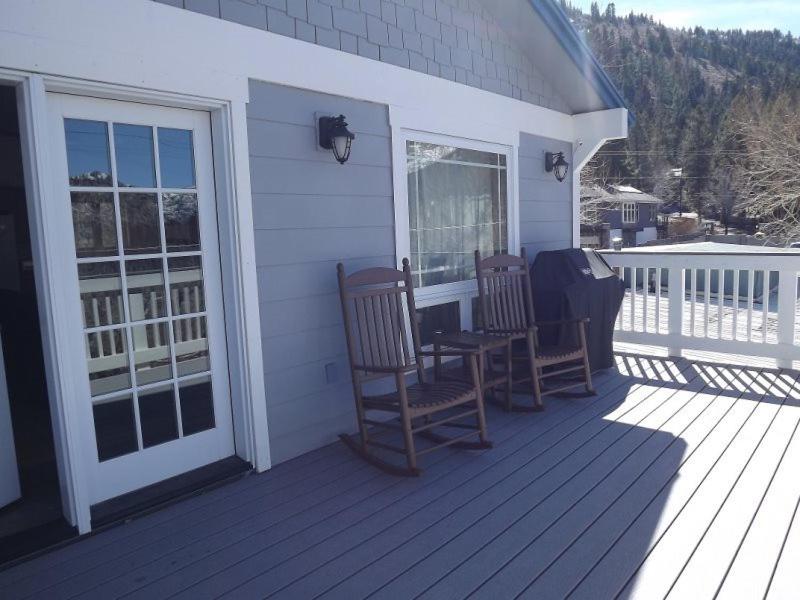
[
  {"left": 319, "top": 115, "right": 356, "bottom": 164},
  {"left": 545, "top": 151, "right": 570, "bottom": 182}
]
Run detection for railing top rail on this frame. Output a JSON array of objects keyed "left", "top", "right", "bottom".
[{"left": 599, "top": 247, "right": 800, "bottom": 258}]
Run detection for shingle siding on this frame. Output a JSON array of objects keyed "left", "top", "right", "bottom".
[
  {"left": 246, "top": 81, "right": 394, "bottom": 463},
  {"left": 151, "top": 0, "right": 569, "bottom": 112}
]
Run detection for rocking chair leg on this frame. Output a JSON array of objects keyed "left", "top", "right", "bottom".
[
  {"left": 578, "top": 322, "right": 596, "bottom": 395},
  {"left": 505, "top": 342, "right": 513, "bottom": 411},
  {"left": 527, "top": 331, "right": 545, "bottom": 411},
  {"left": 397, "top": 380, "right": 418, "bottom": 472}
]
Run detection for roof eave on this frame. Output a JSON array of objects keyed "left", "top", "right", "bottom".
[{"left": 528, "top": 0, "right": 634, "bottom": 124}]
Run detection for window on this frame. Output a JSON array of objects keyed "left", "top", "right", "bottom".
[
  {"left": 622, "top": 202, "right": 639, "bottom": 224},
  {"left": 406, "top": 140, "right": 508, "bottom": 288}
]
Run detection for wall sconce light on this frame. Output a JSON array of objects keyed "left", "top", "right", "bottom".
[
  {"left": 545, "top": 151, "right": 570, "bottom": 182},
  {"left": 318, "top": 115, "right": 355, "bottom": 164}
]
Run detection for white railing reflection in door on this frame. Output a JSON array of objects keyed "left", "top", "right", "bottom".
[{"left": 600, "top": 248, "right": 800, "bottom": 368}]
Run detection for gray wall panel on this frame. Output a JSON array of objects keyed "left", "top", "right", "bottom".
[
  {"left": 248, "top": 80, "right": 394, "bottom": 463},
  {"left": 518, "top": 132, "right": 572, "bottom": 257}
]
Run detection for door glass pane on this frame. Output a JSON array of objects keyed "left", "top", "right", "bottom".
[
  {"left": 138, "top": 386, "right": 179, "bottom": 448},
  {"left": 158, "top": 128, "right": 196, "bottom": 189},
  {"left": 93, "top": 395, "right": 138, "bottom": 461},
  {"left": 132, "top": 323, "right": 172, "bottom": 385},
  {"left": 163, "top": 193, "right": 200, "bottom": 252},
  {"left": 120, "top": 193, "right": 161, "bottom": 254},
  {"left": 126, "top": 259, "right": 167, "bottom": 320},
  {"left": 79, "top": 262, "right": 124, "bottom": 328},
  {"left": 173, "top": 317, "right": 209, "bottom": 376},
  {"left": 179, "top": 376, "right": 215, "bottom": 436},
  {"left": 168, "top": 256, "right": 205, "bottom": 315},
  {"left": 64, "top": 119, "right": 112, "bottom": 186},
  {"left": 114, "top": 124, "right": 156, "bottom": 188},
  {"left": 86, "top": 328, "right": 130, "bottom": 396},
  {"left": 71, "top": 192, "right": 118, "bottom": 257}
]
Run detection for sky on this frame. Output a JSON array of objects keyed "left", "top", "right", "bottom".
[{"left": 571, "top": 1, "right": 800, "bottom": 34}]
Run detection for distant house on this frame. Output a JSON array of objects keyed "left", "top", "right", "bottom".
[{"left": 582, "top": 184, "right": 661, "bottom": 247}]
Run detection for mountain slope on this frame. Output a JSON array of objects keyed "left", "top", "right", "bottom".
[{"left": 564, "top": 1, "right": 800, "bottom": 214}]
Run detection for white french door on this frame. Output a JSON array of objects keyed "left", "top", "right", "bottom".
[{"left": 47, "top": 94, "right": 234, "bottom": 504}]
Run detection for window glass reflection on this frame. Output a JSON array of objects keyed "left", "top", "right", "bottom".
[
  {"left": 158, "top": 128, "right": 196, "bottom": 189},
  {"left": 65, "top": 119, "right": 112, "bottom": 186},
  {"left": 173, "top": 316, "right": 209, "bottom": 376},
  {"left": 163, "top": 193, "right": 200, "bottom": 252},
  {"left": 85, "top": 328, "right": 130, "bottom": 396},
  {"left": 71, "top": 192, "right": 118, "bottom": 258},
  {"left": 132, "top": 322, "right": 172, "bottom": 385},
  {"left": 114, "top": 124, "right": 156, "bottom": 188},
  {"left": 138, "top": 385, "right": 179, "bottom": 448},
  {"left": 120, "top": 193, "right": 161, "bottom": 254},
  {"left": 168, "top": 256, "right": 205, "bottom": 315},
  {"left": 78, "top": 262, "right": 124, "bottom": 328},
  {"left": 179, "top": 376, "right": 215, "bottom": 436},
  {"left": 125, "top": 258, "right": 167, "bottom": 321},
  {"left": 93, "top": 396, "right": 138, "bottom": 461}
]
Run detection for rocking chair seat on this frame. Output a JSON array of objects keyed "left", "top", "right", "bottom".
[
  {"left": 536, "top": 345, "right": 584, "bottom": 361},
  {"left": 363, "top": 380, "right": 476, "bottom": 413},
  {"left": 507, "top": 342, "right": 583, "bottom": 361}
]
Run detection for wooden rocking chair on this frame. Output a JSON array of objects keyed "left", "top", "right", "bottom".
[
  {"left": 337, "top": 259, "right": 492, "bottom": 476},
  {"left": 475, "top": 248, "right": 595, "bottom": 411}
]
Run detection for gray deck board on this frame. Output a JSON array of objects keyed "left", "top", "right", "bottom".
[{"left": 1, "top": 355, "right": 799, "bottom": 600}]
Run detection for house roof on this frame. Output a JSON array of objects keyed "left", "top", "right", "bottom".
[
  {"left": 476, "top": 0, "right": 629, "bottom": 116},
  {"left": 528, "top": 0, "right": 630, "bottom": 118},
  {"left": 608, "top": 185, "right": 662, "bottom": 204}
]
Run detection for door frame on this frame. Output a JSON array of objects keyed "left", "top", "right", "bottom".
[{"left": 1, "top": 70, "right": 271, "bottom": 534}]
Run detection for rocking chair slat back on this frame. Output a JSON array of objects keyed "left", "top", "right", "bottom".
[
  {"left": 338, "top": 261, "right": 420, "bottom": 382},
  {"left": 475, "top": 248, "right": 535, "bottom": 334}
]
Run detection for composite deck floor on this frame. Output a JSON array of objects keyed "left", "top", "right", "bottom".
[{"left": 2, "top": 354, "right": 800, "bottom": 599}]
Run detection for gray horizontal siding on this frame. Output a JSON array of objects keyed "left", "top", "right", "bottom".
[
  {"left": 248, "top": 80, "right": 394, "bottom": 463},
  {"left": 152, "top": 0, "right": 569, "bottom": 112},
  {"left": 518, "top": 132, "right": 572, "bottom": 257}
]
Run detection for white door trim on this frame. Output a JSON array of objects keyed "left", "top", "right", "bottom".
[{"left": 3, "top": 70, "right": 270, "bottom": 533}]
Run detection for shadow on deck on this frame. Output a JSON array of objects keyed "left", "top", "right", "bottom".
[{"left": 1, "top": 354, "right": 799, "bottom": 599}]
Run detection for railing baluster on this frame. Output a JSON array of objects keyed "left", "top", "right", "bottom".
[
  {"left": 667, "top": 267, "right": 684, "bottom": 357},
  {"left": 704, "top": 268, "right": 711, "bottom": 338},
  {"left": 732, "top": 269, "right": 739, "bottom": 341},
  {"left": 655, "top": 267, "right": 661, "bottom": 333},
  {"left": 747, "top": 269, "right": 755, "bottom": 342},
  {"left": 762, "top": 270, "right": 770, "bottom": 344},
  {"left": 718, "top": 269, "right": 725, "bottom": 339},
  {"left": 630, "top": 267, "right": 636, "bottom": 331},
  {"left": 643, "top": 267, "right": 649, "bottom": 332},
  {"left": 690, "top": 269, "right": 697, "bottom": 336}
]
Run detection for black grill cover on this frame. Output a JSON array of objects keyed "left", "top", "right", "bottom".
[{"left": 530, "top": 248, "right": 624, "bottom": 371}]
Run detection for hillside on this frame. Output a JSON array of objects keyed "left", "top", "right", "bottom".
[{"left": 563, "top": 1, "right": 800, "bottom": 217}]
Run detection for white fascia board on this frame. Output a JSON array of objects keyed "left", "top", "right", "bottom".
[
  {"left": 0, "top": 0, "right": 575, "bottom": 143},
  {"left": 571, "top": 107, "right": 628, "bottom": 168}
]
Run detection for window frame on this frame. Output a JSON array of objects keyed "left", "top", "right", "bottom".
[
  {"left": 392, "top": 128, "right": 518, "bottom": 335},
  {"left": 622, "top": 201, "right": 639, "bottom": 224}
]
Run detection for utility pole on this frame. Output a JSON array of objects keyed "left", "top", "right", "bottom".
[{"left": 670, "top": 167, "right": 683, "bottom": 217}]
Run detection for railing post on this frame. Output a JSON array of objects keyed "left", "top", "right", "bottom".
[
  {"left": 776, "top": 268, "right": 798, "bottom": 370},
  {"left": 667, "top": 267, "right": 684, "bottom": 358}
]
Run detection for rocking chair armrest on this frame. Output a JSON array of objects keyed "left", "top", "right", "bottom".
[
  {"left": 533, "top": 317, "right": 590, "bottom": 328},
  {"left": 482, "top": 327, "right": 530, "bottom": 336},
  {"left": 416, "top": 349, "right": 480, "bottom": 359},
  {"left": 352, "top": 364, "right": 411, "bottom": 374}
]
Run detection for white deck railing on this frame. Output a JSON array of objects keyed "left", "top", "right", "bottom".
[{"left": 600, "top": 248, "right": 800, "bottom": 368}]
